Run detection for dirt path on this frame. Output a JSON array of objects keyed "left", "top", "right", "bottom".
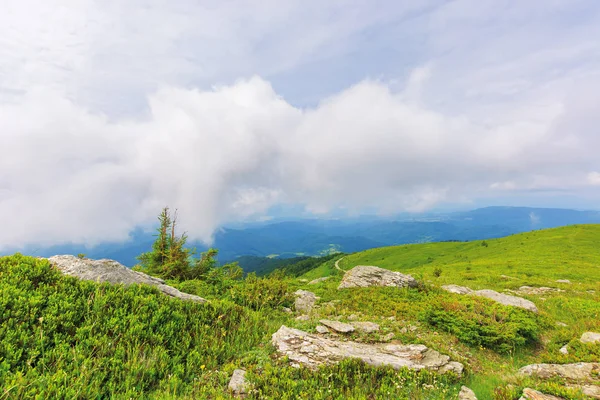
[{"left": 334, "top": 256, "right": 345, "bottom": 272}]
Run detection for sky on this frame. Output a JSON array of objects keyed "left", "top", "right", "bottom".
[{"left": 1, "top": 0, "right": 600, "bottom": 249}]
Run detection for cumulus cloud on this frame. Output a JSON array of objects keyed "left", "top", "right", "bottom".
[{"left": 1, "top": 0, "right": 600, "bottom": 249}]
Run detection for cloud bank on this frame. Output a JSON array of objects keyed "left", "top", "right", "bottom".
[{"left": 1, "top": 0, "right": 600, "bottom": 248}]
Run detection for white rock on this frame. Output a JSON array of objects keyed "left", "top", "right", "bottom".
[
  {"left": 441, "top": 285, "right": 473, "bottom": 295},
  {"left": 272, "top": 325, "right": 463, "bottom": 375},
  {"left": 228, "top": 369, "right": 249, "bottom": 395},
  {"left": 555, "top": 279, "right": 571, "bottom": 284},
  {"left": 519, "top": 362, "right": 600, "bottom": 381},
  {"left": 319, "top": 319, "right": 355, "bottom": 333},
  {"left": 559, "top": 344, "right": 569, "bottom": 355},
  {"left": 459, "top": 386, "right": 478, "bottom": 400},
  {"left": 48, "top": 255, "right": 206, "bottom": 303},
  {"left": 519, "top": 388, "right": 565, "bottom": 400},
  {"left": 581, "top": 332, "right": 600, "bottom": 344},
  {"left": 315, "top": 325, "right": 330, "bottom": 334},
  {"left": 351, "top": 321, "right": 380, "bottom": 333},
  {"left": 294, "top": 290, "right": 319, "bottom": 314},
  {"left": 338, "top": 265, "right": 418, "bottom": 289}
]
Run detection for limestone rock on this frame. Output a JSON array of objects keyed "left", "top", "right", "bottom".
[
  {"left": 581, "top": 332, "right": 600, "bottom": 344},
  {"left": 556, "top": 322, "right": 568, "bottom": 327},
  {"left": 473, "top": 289, "right": 538, "bottom": 313},
  {"left": 556, "top": 279, "right": 571, "bottom": 284},
  {"left": 294, "top": 290, "right": 319, "bottom": 314},
  {"left": 228, "top": 369, "right": 249, "bottom": 395},
  {"left": 442, "top": 285, "right": 473, "bottom": 295},
  {"left": 381, "top": 333, "right": 395, "bottom": 341},
  {"left": 48, "top": 255, "right": 206, "bottom": 303},
  {"left": 316, "top": 325, "right": 330, "bottom": 334},
  {"left": 319, "top": 319, "right": 355, "bottom": 333},
  {"left": 559, "top": 344, "right": 569, "bottom": 355},
  {"left": 517, "top": 286, "right": 563, "bottom": 295},
  {"left": 442, "top": 283, "right": 538, "bottom": 312},
  {"left": 459, "top": 386, "right": 478, "bottom": 400},
  {"left": 351, "top": 321, "right": 380, "bottom": 333},
  {"left": 338, "top": 265, "right": 418, "bottom": 290},
  {"left": 519, "top": 388, "right": 564, "bottom": 400},
  {"left": 271, "top": 325, "right": 463, "bottom": 375},
  {"left": 295, "top": 315, "right": 310, "bottom": 321},
  {"left": 577, "top": 385, "right": 600, "bottom": 399},
  {"left": 518, "top": 362, "right": 600, "bottom": 381},
  {"left": 308, "top": 277, "right": 330, "bottom": 285}
]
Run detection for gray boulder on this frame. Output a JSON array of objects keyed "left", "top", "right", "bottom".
[
  {"left": 319, "top": 319, "right": 355, "bottom": 333},
  {"left": 228, "top": 369, "right": 249, "bottom": 395},
  {"left": 351, "top": 321, "right": 380, "bottom": 333},
  {"left": 338, "top": 266, "right": 417, "bottom": 290},
  {"left": 271, "top": 325, "right": 463, "bottom": 375},
  {"left": 581, "top": 332, "right": 600, "bottom": 344},
  {"left": 459, "top": 386, "right": 478, "bottom": 400},
  {"left": 442, "top": 284, "right": 538, "bottom": 313},
  {"left": 519, "top": 388, "right": 564, "bottom": 400},
  {"left": 294, "top": 290, "right": 319, "bottom": 314},
  {"left": 519, "top": 362, "right": 600, "bottom": 381},
  {"left": 441, "top": 285, "right": 473, "bottom": 295},
  {"left": 47, "top": 255, "right": 206, "bottom": 303}
]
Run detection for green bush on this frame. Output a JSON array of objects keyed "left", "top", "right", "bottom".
[
  {"left": 0, "top": 254, "right": 276, "bottom": 398},
  {"left": 420, "top": 295, "right": 540, "bottom": 353},
  {"left": 229, "top": 271, "right": 294, "bottom": 311}
]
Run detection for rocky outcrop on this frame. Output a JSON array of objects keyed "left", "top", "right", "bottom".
[
  {"left": 580, "top": 332, "right": 600, "bottom": 344},
  {"left": 319, "top": 319, "right": 355, "bottom": 333},
  {"left": 338, "top": 266, "right": 418, "bottom": 290},
  {"left": 47, "top": 255, "right": 206, "bottom": 303},
  {"left": 271, "top": 325, "right": 463, "bottom": 375},
  {"left": 441, "top": 285, "right": 538, "bottom": 313},
  {"left": 516, "top": 286, "right": 563, "bottom": 295},
  {"left": 228, "top": 369, "right": 249, "bottom": 396},
  {"left": 352, "top": 321, "right": 380, "bottom": 333},
  {"left": 441, "top": 285, "right": 473, "bottom": 295},
  {"left": 519, "top": 362, "right": 600, "bottom": 381},
  {"left": 572, "top": 385, "right": 600, "bottom": 399},
  {"left": 294, "top": 290, "right": 319, "bottom": 314},
  {"left": 459, "top": 386, "right": 478, "bottom": 400},
  {"left": 519, "top": 388, "right": 564, "bottom": 400}
]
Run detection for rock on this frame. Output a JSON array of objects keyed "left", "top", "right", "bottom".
[
  {"left": 442, "top": 285, "right": 473, "bottom": 295},
  {"left": 459, "top": 386, "right": 478, "bottom": 400},
  {"left": 294, "top": 290, "right": 319, "bottom": 314},
  {"left": 581, "top": 332, "right": 600, "bottom": 344},
  {"left": 47, "top": 255, "right": 206, "bottom": 303},
  {"left": 316, "top": 325, "right": 330, "bottom": 334},
  {"left": 308, "top": 277, "right": 330, "bottom": 285},
  {"left": 347, "top": 314, "right": 359, "bottom": 321},
  {"left": 298, "top": 279, "right": 309, "bottom": 283},
  {"left": 556, "top": 322, "right": 568, "bottom": 327},
  {"left": 400, "top": 325, "right": 418, "bottom": 334},
  {"left": 442, "top": 283, "right": 538, "bottom": 312},
  {"left": 517, "top": 286, "right": 563, "bottom": 295},
  {"left": 319, "top": 319, "right": 355, "bottom": 333},
  {"left": 576, "top": 385, "right": 600, "bottom": 399},
  {"left": 295, "top": 315, "right": 310, "bottom": 321},
  {"left": 228, "top": 369, "right": 249, "bottom": 395},
  {"left": 338, "top": 265, "right": 418, "bottom": 290},
  {"left": 473, "top": 289, "right": 538, "bottom": 312},
  {"left": 556, "top": 279, "right": 571, "bottom": 284},
  {"left": 381, "top": 333, "right": 395, "bottom": 341},
  {"left": 519, "top": 362, "right": 600, "bottom": 381},
  {"left": 519, "top": 388, "right": 565, "bottom": 400},
  {"left": 282, "top": 307, "right": 292, "bottom": 314},
  {"left": 352, "top": 321, "right": 380, "bottom": 333},
  {"left": 271, "top": 325, "right": 463, "bottom": 375},
  {"left": 559, "top": 344, "right": 569, "bottom": 355}
]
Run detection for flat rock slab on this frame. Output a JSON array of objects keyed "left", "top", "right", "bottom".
[
  {"left": 352, "top": 321, "right": 380, "bottom": 333},
  {"left": 271, "top": 325, "right": 463, "bottom": 376},
  {"left": 441, "top": 285, "right": 538, "bottom": 313},
  {"left": 319, "top": 319, "right": 355, "bottom": 333},
  {"left": 48, "top": 255, "right": 206, "bottom": 303},
  {"left": 581, "top": 332, "right": 600, "bottom": 344},
  {"left": 459, "top": 386, "right": 478, "bottom": 400},
  {"left": 519, "top": 362, "right": 600, "bottom": 381},
  {"left": 294, "top": 290, "right": 319, "bottom": 314},
  {"left": 338, "top": 265, "right": 418, "bottom": 290},
  {"left": 519, "top": 388, "right": 565, "bottom": 400},
  {"left": 517, "top": 286, "right": 563, "bottom": 295}
]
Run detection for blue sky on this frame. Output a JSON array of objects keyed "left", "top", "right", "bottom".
[{"left": 1, "top": 0, "right": 600, "bottom": 248}]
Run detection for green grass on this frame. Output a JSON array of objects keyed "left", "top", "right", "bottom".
[{"left": 2, "top": 224, "right": 600, "bottom": 399}]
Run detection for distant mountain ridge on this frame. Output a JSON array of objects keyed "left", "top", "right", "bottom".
[{"left": 5, "top": 206, "right": 600, "bottom": 268}]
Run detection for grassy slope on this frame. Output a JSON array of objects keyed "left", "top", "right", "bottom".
[{"left": 299, "top": 224, "right": 600, "bottom": 398}]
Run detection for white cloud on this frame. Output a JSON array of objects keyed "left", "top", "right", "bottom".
[
  {"left": 1, "top": 1, "right": 600, "bottom": 249},
  {"left": 588, "top": 172, "right": 600, "bottom": 186}
]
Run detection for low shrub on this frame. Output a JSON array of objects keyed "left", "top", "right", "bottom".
[
  {"left": 228, "top": 271, "right": 294, "bottom": 311},
  {"left": 420, "top": 295, "right": 540, "bottom": 353}
]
